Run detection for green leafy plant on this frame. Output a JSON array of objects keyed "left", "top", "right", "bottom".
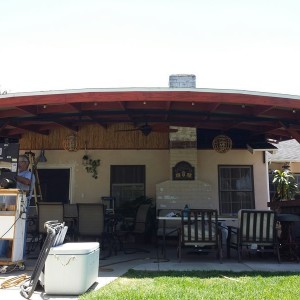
[
  {"left": 84, "top": 157, "right": 100, "bottom": 179},
  {"left": 272, "top": 169, "right": 298, "bottom": 201}
]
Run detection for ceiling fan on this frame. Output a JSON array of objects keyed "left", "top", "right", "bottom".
[{"left": 116, "top": 123, "right": 178, "bottom": 136}]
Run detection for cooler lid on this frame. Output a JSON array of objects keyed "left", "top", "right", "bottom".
[{"left": 49, "top": 242, "right": 99, "bottom": 255}]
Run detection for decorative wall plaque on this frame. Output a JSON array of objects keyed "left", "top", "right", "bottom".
[{"left": 172, "top": 161, "right": 195, "bottom": 180}]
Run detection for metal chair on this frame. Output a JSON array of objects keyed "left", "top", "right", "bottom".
[
  {"left": 25, "top": 206, "right": 40, "bottom": 254},
  {"left": 227, "top": 209, "right": 281, "bottom": 262},
  {"left": 177, "top": 209, "right": 222, "bottom": 263},
  {"left": 63, "top": 203, "right": 78, "bottom": 241},
  {"left": 116, "top": 204, "right": 152, "bottom": 253},
  {"left": 76, "top": 203, "right": 113, "bottom": 257},
  {"left": 132, "top": 204, "right": 151, "bottom": 236},
  {"left": 77, "top": 203, "right": 105, "bottom": 241}
]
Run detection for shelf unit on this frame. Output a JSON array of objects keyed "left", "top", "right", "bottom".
[{"left": 0, "top": 189, "right": 27, "bottom": 266}]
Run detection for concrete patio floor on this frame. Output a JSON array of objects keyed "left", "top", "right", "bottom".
[{"left": 1, "top": 242, "right": 300, "bottom": 300}]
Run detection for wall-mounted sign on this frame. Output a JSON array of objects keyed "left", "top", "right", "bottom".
[{"left": 172, "top": 161, "right": 195, "bottom": 180}]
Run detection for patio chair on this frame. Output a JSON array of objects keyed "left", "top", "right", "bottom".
[
  {"left": 116, "top": 203, "right": 152, "bottom": 253},
  {"left": 177, "top": 209, "right": 222, "bottom": 263},
  {"left": 227, "top": 209, "right": 281, "bottom": 263},
  {"left": 37, "top": 202, "right": 64, "bottom": 247},
  {"left": 77, "top": 203, "right": 112, "bottom": 257},
  {"left": 63, "top": 203, "right": 78, "bottom": 241},
  {"left": 26, "top": 205, "right": 40, "bottom": 254},
  {"left": 77, "top": 203, "right": 105, "bottom": 241}
]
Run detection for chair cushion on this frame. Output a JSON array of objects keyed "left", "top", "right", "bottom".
[
  {"left": 231, "top": 210, "right": 276, "bottom": 247},
  {"left": 183, "top": 224, "right": 216, "bottom": 242},
  {"left": 239, "top": 211, "right": 274, "bottom": 242}
]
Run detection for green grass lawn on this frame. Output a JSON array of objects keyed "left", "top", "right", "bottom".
[{"left": 79, "top": 270, "right": 300, "bottom": 300}]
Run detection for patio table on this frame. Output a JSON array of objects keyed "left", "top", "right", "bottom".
[{"left": 277, "top": 213, "right": 300, "bottom": 262}]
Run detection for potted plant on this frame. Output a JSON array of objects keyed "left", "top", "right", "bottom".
[
  {"left": 272, "top": 168, "right": 298, "bottom": 201},
  {"left": 84, "top": 157, "right": 100, "bottom": 179}
]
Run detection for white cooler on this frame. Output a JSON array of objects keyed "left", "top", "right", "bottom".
[{"left": 42, "top": 242, "right": 100, "bottom": 295}]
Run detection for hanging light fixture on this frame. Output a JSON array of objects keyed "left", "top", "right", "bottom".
[
  {"left": 82, "top": 141, "right": 89, "bottom": 166},
  {"left": 63, "top": 133, "right": 78, "bottom": 152},
  {"left": 212, "top": 134, "right": 232, "bottom": 153},
  {"left": 37, "top": 149, "right": 47, "bottom": 162}
]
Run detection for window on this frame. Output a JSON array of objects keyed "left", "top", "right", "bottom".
[
  {"left": 110, "top": 165, "right": 145, "bottom": 208},
  {"left": 219, "top": 165, "right": 254, "bottom": 215},
  {"left": 111, "top": 183, "right": 145, "bottom": 208}
]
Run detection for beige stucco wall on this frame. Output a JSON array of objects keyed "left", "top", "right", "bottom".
[
  {"left": 27, "top": 148, "right": 270, "bottom": 211},
  {"left": 26, "top": 149, "right": 170, "bottom": 203},
  {"left": 156, "top": 150, "right": 270, "bottom": 212},
  {"left": 269, "top": 162, "right": 300, "bottom": 174},
  {"left": 198, "top": 150, "right": 269, "bottom": 210}
]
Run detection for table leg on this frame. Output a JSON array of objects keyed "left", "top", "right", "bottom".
[
  {"left": 162, "top": 219, "right": 166, "bottom": 259},
  {"left": 280, "top": 221, "right": 299, "bottom": 262}
]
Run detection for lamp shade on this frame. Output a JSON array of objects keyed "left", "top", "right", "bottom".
[
  {"left": 63, "top": 134, "right": 78, "bottom": 152},
  {"left": 37, "top": 150, "right": 47, "bottom": 162},
  {"left": 212, "top": 135, "right": 232, "bottom": 153}
]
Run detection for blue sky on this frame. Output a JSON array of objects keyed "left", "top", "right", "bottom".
[{"left": 1, "top": 0, "right": 300, "bottom": 95}]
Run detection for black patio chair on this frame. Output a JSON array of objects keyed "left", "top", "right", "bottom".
[
  {"left": 177, "top": 209, "right": 222, "bottom": 263},
  {"left": 227, "top": 209, "right": 281, "bottom": 263},
  {"left": 115, "top": 204, "right": 152, "bottom": 254}
]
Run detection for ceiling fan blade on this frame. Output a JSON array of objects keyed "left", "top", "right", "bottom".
[
  {"left": 138, "top": 124, "right": 151, "bottom": 136},
  {"left": 115, "top": 128, "right": 140, "bottom": 132},
  {"left": 115, "top": 123, "right": 178, "bottom": 136},
  {"left": 151, "top": 125, "right": 178, "bottom": 133},
  {"left": 152, "top": 128, "right": 178, "bottom": 133}
]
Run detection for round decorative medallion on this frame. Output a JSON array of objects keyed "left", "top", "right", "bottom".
[{"left": 212, "top": 135, "right": 232, "bottom": 153}]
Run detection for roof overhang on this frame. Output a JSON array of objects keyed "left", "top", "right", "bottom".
[
  {"left": 1, "top": 87, "right": 300, "bottom": 143},
  {"left": 246, "top": 142, "right": 278, "bottom": 154}
]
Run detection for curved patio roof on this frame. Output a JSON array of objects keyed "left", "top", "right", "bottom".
[{"left": 1, "top": 87, "right": 300, "bottom": 143}]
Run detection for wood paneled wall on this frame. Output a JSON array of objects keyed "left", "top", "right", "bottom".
[{"left": 19, "top": 123, "right": 170, "bottom": 150}]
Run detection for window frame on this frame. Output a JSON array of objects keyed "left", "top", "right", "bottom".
[
  {"left": 218, "top": 165, "right": 255, "bottom": 216},
  {"left": 110, "top": 165, "right": 146, "bottom": 209}
]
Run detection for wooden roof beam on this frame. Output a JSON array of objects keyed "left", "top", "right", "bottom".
[
  {"left": 54, "top": 122, "right": 79, "bottom": 132},
  {"left": 252, "top": 105, "right": 275, "bottom": 116},
  {"left": 10, "top": 124, "right": 50, "bottom": 135},
  {"left": 15, "top": 105, "right": 38, "bottom": 115},
  {"left": 279, "top": 121, "right": 300, "bottom": 143}
]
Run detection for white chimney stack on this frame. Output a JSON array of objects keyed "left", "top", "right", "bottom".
[{"left": 169, "top": 74, "right": 196, "bottom": 88}]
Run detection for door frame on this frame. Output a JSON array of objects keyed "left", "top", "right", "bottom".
[{"left": 36, "top": 164, "right": 74, "bottom": 203}]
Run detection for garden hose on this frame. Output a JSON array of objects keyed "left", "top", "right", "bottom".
[{"left": 0, "top": 274, "right": 29, "bottom": 289}]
